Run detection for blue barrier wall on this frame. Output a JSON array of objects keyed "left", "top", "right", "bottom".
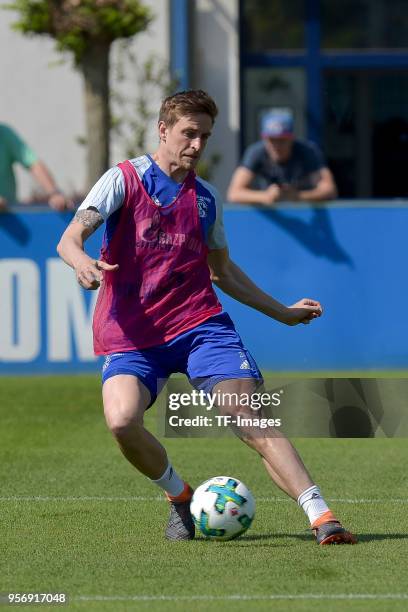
[
  {"left": 0, "top": 203, "right": 406, "bottom": 373},
  {"left": 222, "top": 204, "right": 407, "bottom": 371}
]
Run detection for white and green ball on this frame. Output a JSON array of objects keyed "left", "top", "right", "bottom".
[{"left": 190, "top": 476, "right": 255, "bottom": 541}]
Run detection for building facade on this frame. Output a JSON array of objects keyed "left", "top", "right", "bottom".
[{"left": 1, "top": 0, "right": 408, "bottom": 200}]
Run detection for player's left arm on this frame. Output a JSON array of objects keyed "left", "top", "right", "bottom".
[{"left": 207, "top": 247, "right": 322, "bottom": 326}]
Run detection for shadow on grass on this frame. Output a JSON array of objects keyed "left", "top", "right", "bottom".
[
  {"left": 270, "top": 533, "right": 408, "bottom": 543},
  {"left": 193, "top": 532, "right": 408, "bottom": 545},
  {"left": 194, "top": 533, "right": 303, "bottom": 545},
  {"left": 353, "top": 533, "right": 408, "bottom": 542}
]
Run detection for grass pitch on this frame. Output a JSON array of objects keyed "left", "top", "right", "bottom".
[{"left": 1, "top": 375, "right": 407, "bottom": 611}]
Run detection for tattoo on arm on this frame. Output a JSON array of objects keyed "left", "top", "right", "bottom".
[{"left": 70, "top": 208, "right": 104, "bottom": 238}]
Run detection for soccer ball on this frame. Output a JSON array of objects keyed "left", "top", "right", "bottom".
[{"left": 190, "top": 476, "right": 255, "bottom": 541}]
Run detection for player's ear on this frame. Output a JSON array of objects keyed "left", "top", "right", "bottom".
[{"left": 158, "top": 121, "right": 168, "bottom": 143}]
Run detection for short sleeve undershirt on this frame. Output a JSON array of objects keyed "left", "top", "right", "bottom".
[{"left": 77, "top": 154, "right": 227, "bottom": 250}]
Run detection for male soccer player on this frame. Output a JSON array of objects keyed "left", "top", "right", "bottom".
[{"left": 57, "top": 90, "right": 356, "bottom": 545}]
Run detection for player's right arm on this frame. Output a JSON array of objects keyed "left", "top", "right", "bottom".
[
  {"left": 57, "top": 167, "right": 123, "bottom": 290},
  {"left": 57, "top": 209, "right": 118, "bottom": 290}
]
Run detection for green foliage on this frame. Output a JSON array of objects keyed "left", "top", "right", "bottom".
[
  {"left": 111, "top": 46, "right": 177, "bottom": 159},
  {"left": 111, "top": 47, "right": 222, "bottom": 181},
  {"left": 4, "top": 0, "right": 153, "bottom": 63},
  {"left": 3, "top": 0, "right": 52, "bottom": 33},
  {"left": 195, "top": 152, "right": 221, "bottom": 182}
]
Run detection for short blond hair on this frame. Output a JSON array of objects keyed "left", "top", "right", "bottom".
[{"left": 159, "top": 89, "right": 218, "bottom": 127}]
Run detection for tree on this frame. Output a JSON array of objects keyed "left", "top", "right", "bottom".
[
  {"left": 5, "top": 0, "right": 153, "bottom": 188},
  {"left": 111, "top": 47, "right": 177, "bottom": 160},
  {"left": 110, "top": 48, "right": 222, "bottom": 182}
]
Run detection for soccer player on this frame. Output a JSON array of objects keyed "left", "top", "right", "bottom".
[{"left": 57, "top": 90, "right": 356, "bottom": 545}]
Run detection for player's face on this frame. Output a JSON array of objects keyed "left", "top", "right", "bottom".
[
  {"left": 159, "top": 113, "right": 213, "bottom": 171},
  {"left": 265, "top": 137, "right": 294, "bottom": 163}
]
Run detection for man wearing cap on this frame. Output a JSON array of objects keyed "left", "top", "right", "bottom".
[{"left": 227, "top": 109, "right": 337, "bottom": 206}]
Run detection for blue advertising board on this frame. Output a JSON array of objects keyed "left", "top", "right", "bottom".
[
  {"left": 0, "top": 202, "right": 406, "bottom": 373},
  {"left": 0, "top": 207, "right": 102, "bottom": 374},
  {"left": 222, "top": 203, "right": 407, "bottom": 371}
]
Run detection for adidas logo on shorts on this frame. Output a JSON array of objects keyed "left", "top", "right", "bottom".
[
  {"left": 102, "top": 355, "right": 112, "bottom": 371},
  {"left": 240, "top": 359, "right": 251, "bottom": 370}
]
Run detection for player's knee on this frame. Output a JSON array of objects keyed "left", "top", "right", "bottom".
[
  {"left": 104, "top": 403, "right": 144, "bottom": 438},
  {"left": 219, "top": 403, "right": 252, "bottom": 419},
  {"left": 107, "top": 417, "right": 144, "bottom": 440},
  {"left": 218, "top": 404, "right": 273, "bottom": 448}
]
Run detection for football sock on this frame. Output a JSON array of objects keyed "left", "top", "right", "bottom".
[
  {"left": 151, "top": 462, "right": 185, "bottom": 498},
  {"left": 166, "top": 482, "right": 194, "bottom": 503},
  {"left": 297, "top": 485, "right": 337, "bottom": 526},
  {"left": 310, "top": 510, "right": 339, "bottom": 529}
]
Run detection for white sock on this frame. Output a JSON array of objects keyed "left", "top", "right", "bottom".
[
  {"left": 151, "top": 462, "right": 184, "bottom": 497},
  {"left": 297, "top": 485, "right": 332, "bottom": 526}
]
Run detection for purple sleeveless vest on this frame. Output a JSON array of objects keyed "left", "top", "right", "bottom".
[{"left": 92, "top": 160, "right": 222, "bottom": 354}]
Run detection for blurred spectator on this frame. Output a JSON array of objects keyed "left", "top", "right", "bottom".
[
  {"left": 0, "top": 123, "right": 73, "bottom": 211},
  {"left": 227, "top": 109, "right": 337, "bottom": 206}
]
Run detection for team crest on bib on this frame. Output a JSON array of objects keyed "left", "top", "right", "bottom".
[{"left": 197, "top": 195, "right": 210, "bottom": 218}]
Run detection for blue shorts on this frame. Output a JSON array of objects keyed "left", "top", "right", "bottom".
[{"left": 101, "top": 312, "right": 263, "bottom": 404}]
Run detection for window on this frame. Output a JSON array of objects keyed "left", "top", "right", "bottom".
[
  {"left": 321, "top": 0, "right": 408, "bottom": 50},
  {"left": 241, "top": 0, "right": 305, "bottom": 52},
  {"left": 323, "top": 71, "right": 408, "bottom": 197},
  {"left": 240, "top": 0, "right": 408, "bottom": 197},
  {"left": 242, "top": 68, "right": 306, "bottom": 150}
]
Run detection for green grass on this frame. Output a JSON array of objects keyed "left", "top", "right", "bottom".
[{"left": 1, "top": 375, "right": 407, "bottom": 611}]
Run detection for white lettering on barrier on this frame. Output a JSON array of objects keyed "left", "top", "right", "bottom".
[
  {"left": 47, "top": 259, "right": 98, "bottom": 362},
  {"left": 0, "top": 259, "right": 40, "bottom": 361}
]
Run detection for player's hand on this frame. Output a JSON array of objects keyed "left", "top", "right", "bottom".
[
  {"left": 262, "top": 184, "right": 281, "bottom": 206},
  {"left": 76, "top": 258, "right": 119, "bottom": 290},
  {"left": 282, "top": 298, "right": 323, "bottom": 326},
  {"left": 0, "top": 196, "right": 8, "bottom": 211}
]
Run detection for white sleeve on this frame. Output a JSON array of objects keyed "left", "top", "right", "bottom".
[
  {"left": 77, "top": 166, "right": 125, "bottom": 220},
  {"left": 208, "top": 188, "right": 228, "bottom": 250}
]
